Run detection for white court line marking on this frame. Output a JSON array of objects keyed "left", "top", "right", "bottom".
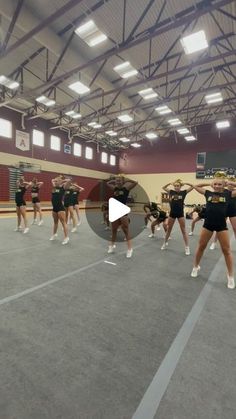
[
  {"left": 104, "top": 260, "right": 117, "bottom": 265},
  {"left": 0, "top": 243, "right": 145, "bottom": 307},
  {"left": 132, "top": 249, "right": 228, "bottom": 419}
]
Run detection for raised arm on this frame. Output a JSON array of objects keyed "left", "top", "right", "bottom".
[
  {"left": 162, "top": 183, "right": 172, "bottom": 192},
  {"left": 72, "top": 183, "right": 84, "bottom": 192},
  {"left": 193, "top": 184, "right": 207, "bottom": 195},
  {"left": 182, "top": 182, "right": 194, "bottom": 193},
  {"left": 123, "top": 178, "right": 138, "bottom": 191},
  {"left": 37, "top": 181, "right": 44, "bottom": 188}
]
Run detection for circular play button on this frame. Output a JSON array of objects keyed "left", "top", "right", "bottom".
[{"left": 85, "top": 179, "right": 151, "bottom": 241}]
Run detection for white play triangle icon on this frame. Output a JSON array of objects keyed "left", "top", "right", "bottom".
[{"left": 108, "top": 198, "right": 130, "bottom": 222}]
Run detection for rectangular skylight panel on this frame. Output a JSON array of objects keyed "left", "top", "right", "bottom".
[
  {"left": 181, "top": 30, "right": 208, "bottom": 54},
  {"left": 69, "top": 81, "right": 90, "bottom": 95}
]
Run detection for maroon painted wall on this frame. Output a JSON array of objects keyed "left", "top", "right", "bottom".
[
  {"left": 0, "top": 107, "right": 119, "bottom": 174},
  {"left": 120, "top": 124, "right": 236, "bottom": 174}
]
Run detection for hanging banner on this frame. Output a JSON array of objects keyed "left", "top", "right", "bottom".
[{"left": 16, "top": 130, "right": 30, "bottom": 151}]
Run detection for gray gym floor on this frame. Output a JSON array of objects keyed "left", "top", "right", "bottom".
[{"left": 0, "top": 212, "right": 235, "bottom": 419}]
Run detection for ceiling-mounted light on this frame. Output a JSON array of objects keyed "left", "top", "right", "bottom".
[
  {"left": 168, "top": 118, "right": 182, "bottom": 126},
  {"left": 93, "top": 123, "right": 102, "bottom": 129},
  {"left": 117, "top": 114, "right": 133, "bottom": 123},
  {"left": 185, "top": 136, "right": 196, "bottom": 141},
  {"left": 205, "top": 92, "right": 223, "bottom": 104},
  {"left": 87, "top": 121, "right": 97, "bottom": 127},
  {"left": 65, "top": 110, "right": 82, "bottom": 119},
  {"left": 216, "top": 120, "right": 230, "bottom": 129},
  {"left": 0, "top": 75, "right": 19, "bottom": 90},
  {"left": 36, "top": 95, "right": 56, "bottom": 107},
  {"left": 177, "top": 128, "right": 190, "bottom": 134},
  {"left": 181, "top": 30, "right": 208, "bottom": 54},
  {"left": 119, "top": 137, "right": 130, "bottom": 143},
  {"left": 105, "top": 130, "right": 117, "bottom": 136},
  {"left": 145, "top": 132, "right": 158, "bottom": 139},
  {"left": 155, "top": 105, "right": 172, "bottom": 115},
  {"left": 75, "top": 20, "right": 107, "bottom": 47},
  {"left": 113, "top": 61, "right": 138, "bottom": 79},
  {"left": 69, "top": 81, "right": 90, "bottom": 95},
  {"left": 131, "top": 142, "right": 141, "bottom": 148},
  {"left": 138, "top": 88, "right": 158, "bottom": 100}
]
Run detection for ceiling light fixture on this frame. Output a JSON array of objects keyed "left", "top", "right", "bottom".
[
  {"left": 65, "top": 110, "right": 82, "bottom": 119},
  {"left": 131, "top": 142, "right": 141, "bottom": 148},
  {"left": 138, "top": 88, "right": 158, "bottom": 100},
  {"left": 119, "top": 137, "right": 130, "bottom": 143},
  {"left": 177, "top": 128, "right": 190, "bottom": 134},
  {"left": 36, "top": 95, "right": 56, "bottom": 107},
  {"left": 105, "top": 130, "right": 117, "bottom": 137},
  {"left": 155, "top": 105, "right": 172, "bottom": 115},
  {"left": 180, "top": 30, "right": 208, "bottom": 54},
  {"left": 168, "top": 118, "right": 182, "bottom": 126},
  {"left": 145, "top": 132, "right": 158, "bottom": 139},
  {"left": 0, "top": 75, "right": 20, "bottom": 90},
  {"left": 216, "top": 120, "right": 230, "bottom": 129},
  {"left": 205, "top": 92, "right": 223, "bottom": 104},
  {"left": 69, "top": 81, "right": 90, "bottom": 95},
  {"left": 75, "top": 20, "right": 107, "bottom": 47},
  {"left": 185, "top": 136, "right": 196, "bottom": 141},
  {"left": 113, "top": 61, "right": 138, "bottom": 79},
  {"left": 117, "top": 114, "right": 133, "bottom": 123}
]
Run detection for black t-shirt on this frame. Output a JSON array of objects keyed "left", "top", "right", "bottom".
[
  {"left": 51, "top": 186, "right": 65, "bottom": 207},
  {"left": 113, "top": 187, "right": 129, "bottom": 204},
  {"left": 227, "top": 195, "right": 236, "bottom": 214},
  {"left": 150, "top": 202, "right": 158, "bottom": 211},
  {"left": 64, "top": 188, "right": 74, "bottom": 205},
  {"left": 169, "top": 190, "right": 187, "bottom": 214},
  {"left": 31, "top": 185, "right": 39, "bottom": 194},
  {"left": 15, "top": 186, "right": 26, "bottom": 203},
  {"left": 204, "top": 190, "right": 231, "bottom": 223}
]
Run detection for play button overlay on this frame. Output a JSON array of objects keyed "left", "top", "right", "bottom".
[
  {"left": 85, "top": 179, "right": 151, "bottom": 241},
  {"left": 108, "top": 198, "right": 130, "bottom": 222}
]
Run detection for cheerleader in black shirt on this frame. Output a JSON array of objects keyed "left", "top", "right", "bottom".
[
  {"left": 161, "top": 180, "right": 193, "bottom": 254},
  {"left": 188, "top": 204, "right": 206, "bottom": 235},
  {"left": 30, "top": 177, "right": 44, "bottom": 225},
  {"left": 50, "top": 176, "right": 70, "bottom": 245},
  {"left": 191, "top": 178, "right": 236, "bottom": 289},
  {"left": 107, "top": 176, "right": 138, "bottom": 258},
  {"left": 14, "top": 176, "right": 31, "bottom": 233}
]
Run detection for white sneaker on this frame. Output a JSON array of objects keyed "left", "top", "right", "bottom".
[
  {"left": 156, "top": 226, "right": 161, "bottom": 231},
  {"left": 23, "top": 227, "right": 29, "bottom": 234},
  {"left": 31, "top": 219, "right": 37, "bottom": 225},
  {"left": 210, "top": 242, "right": 216, "bottom": 250},
  {"left": 126, "top": 248, "right": 133, "bottom": 258},
  {"left": 14, "top": 226, "right": 22, "bottom": 231},
  {"left": 185, "top": 246, "right": 190, "bottom": 255},
  {"left": 191, "top": 266, "right": 200, "bottom": 277},
  {"left": 38, "top": 220, "right": 43, "bottom": 226},
  {"left": 149, "top": 233, "right": 154, "bottom": 238},
  {"left": 62, "top": 237, "right": 70, "bottom": 245},
  {"left": 227, "top": 276, "right": 235, "bottom": 289},
  {"left": 161, "top": 242, "right": 168, "bottom": 250},
  {"left": 77, "top": 220, "right": 81, "bottom": 226},
  {"left": 108, "top": 245, "right": 115, "bottom": 254},
  {"left": 50, "top": 234, "right": 58, "bottom": 241},
  {"left": 71, "top": 227, "right": 77, "bottom": 233},
  {"left": 188, "top": 231, "right": 193, "bottom": 236}
]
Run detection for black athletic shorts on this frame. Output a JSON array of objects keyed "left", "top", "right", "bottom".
[
  {"left": 16, "top": 201, "right": 26, "bottom": 207},
  {"left": 169, "top": 211, "right": 184, "bottom": 219},
  {"left": 203, "top": 220, "right": 228, "bottom": 232},
  {"left": 32, "top": 197, "right": 40, "bottom": 204},
  {"left": 52, "top": 205, "right": 65, "bottom": 213}
]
